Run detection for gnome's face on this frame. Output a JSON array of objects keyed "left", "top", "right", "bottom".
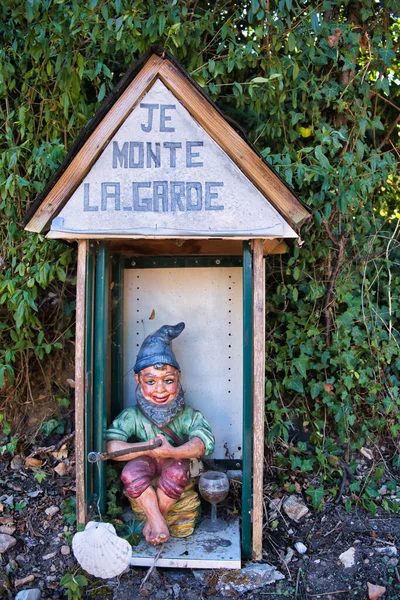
[{"left": 135, "top": 365, "right": 180, "bottom": 406}]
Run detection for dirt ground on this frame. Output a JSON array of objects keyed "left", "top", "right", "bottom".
[{"left": 1, "top": 450, "right": 400, "bottom": 600}]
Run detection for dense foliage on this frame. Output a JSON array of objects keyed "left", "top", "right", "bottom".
[{"left": 1, "top": 0, "right": 399, "bottom": 500}]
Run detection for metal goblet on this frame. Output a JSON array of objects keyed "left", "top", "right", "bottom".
[{"left": 198, "top": 471, "right": 229, "bottom": 532}]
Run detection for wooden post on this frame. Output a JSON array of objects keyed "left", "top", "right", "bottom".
[
  {"left": 75, "top": 239, "right": 88, "bottom": 525},
  {"left": 252, "top": 239, "right": 266, "bottom": 559}
]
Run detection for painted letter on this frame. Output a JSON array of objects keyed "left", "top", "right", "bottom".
[
  {"left": 140, "top": 103, "right": 159, "bottom": 132},
  {"left": 205, "top": 182, "right": 224, "bottom": 210},
  {"left": 160, "top": 104, "right": 176, "bottom": 132},
  {"left": 186, "top": 182, "right": 202, "bottom": 211},
  {"left": 170, "top": 182, "right": 185, "bottom": 211},
  {"left": 101, "top": 183, "right": 121, "bottom": 211},
  {"left": 129, "top": 142, "right": 144, "bottom": 168},
  {"left": 83, "top": 183, "right": 98, "bottom": 211},
  {"left": 153, "top": 181, "right": 168, "bottom": 212},
  {"left": 112, "top": 141, "right": 129, "bottom": 168},
  {"left": 164, "top": 142, "right": 182, "bottom": 168},
  {"left": 186, "top": 141, "right": 203, "bottom": 167},
  {"left": 133, "top": 182, "right": 152, "bottom": 211},
  {"left": 146, "top": 142, "right": 161, "bottom": 168}
]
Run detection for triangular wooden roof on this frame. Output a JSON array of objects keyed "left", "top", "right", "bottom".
[{"left": 24, "top": 47, "right": 310, "bottom": 234}]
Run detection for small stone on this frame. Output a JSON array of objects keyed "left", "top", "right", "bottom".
[
  {"left": 172, "top": 583, "right": 180, "bottom": 599},
  {"left": 43, "top": 552, "right": 57, "bottom": 560},
  {"left": 60, "top": 545, "right": 70, "bottom": 556},
  {"left": 15, "top": 589, "right": 41, "bottom": 600},
  {"left": 50, "top": 565, "right": 56, "bottom": 572},
  {"left": 45, "top": 506, "right": 59, "bottom": 517},
  {"left": 294, "top": 541, "right": 307, "bottom": 554},
  {"left": 339, "top": 547, "right": 356, "bottom": 568},
  {"left": 46, "top": 576, "right": 56, "bottom": 583},
  {"left": 16, "top": 554, "right": 28, "bottom": 567},
  {"left": 376, "top": 546, "right": 397, "bottom": 556},
  {"left": 367, "top": 582, "right": 386, "bottom": 600},
  {"left": 15, "top": 575, "right": 35, "bottom": 587},
  {"left": 283, "top": 495, "right": 309, "bottom": 523},
  {"left": 284, "top": 547, "right": 295, "bottom": 564},
  {"left": 314, "top": 559, "right": 321, "bottom": 564},
  {"left": 10, "top": 456, "right": 24, "bottom": 470},
  {"left": 388, "top": 558, "right": 399, "bottom": 567},
  {"left": 27, "top": 490, "right": 42, "bottom": 498},
  {"left": 216, "top": 564, "right": 285, "bottom": 596},
  {"left": 378, "top": 485, "right": 388, "bottom": 496},
  {"left": 0, "top": 525, "right": 16, "bottom": 535},
  {"left": 0, "top": 533, "right": 16, "bottom": 553},
  {"left": 268, "top": 498, "right": 283, "bottom": 521}
]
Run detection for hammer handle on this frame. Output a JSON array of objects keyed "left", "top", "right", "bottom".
[{"left": 87, "top": 439, "right": 162, "bottom": 463}]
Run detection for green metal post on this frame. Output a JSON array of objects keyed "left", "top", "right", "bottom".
[
  {"left": 111, "top": 255, "right": 125, "bottom": 420},
  {"left": 93, "top": 244, "right": 109, "bottom": 515},
  {"left": 242, "top": 241, "right": 253, "bottom": 558},
  {"left": 84, "top": 244, "right": 95, "bottom": 507}
]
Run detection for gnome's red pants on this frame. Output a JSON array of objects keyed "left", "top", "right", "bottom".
[{"left": 121, "top": 456, "right": 190, "bottom": 500}]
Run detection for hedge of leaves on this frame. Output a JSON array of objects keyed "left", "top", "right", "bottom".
[{"left": 1, "top": 0, "right": 399, "bottom": 491}]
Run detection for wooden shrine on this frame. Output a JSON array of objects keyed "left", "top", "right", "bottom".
[{"left": 24, "top": 47, "right": 310, "bottom": 566}]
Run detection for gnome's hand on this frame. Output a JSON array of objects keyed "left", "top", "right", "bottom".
[
  {"left": 150, "top": 435, "right": 206, "bottom": 460},
  {"left": 150, "top": 434, "right": 175, "bottom": 459}
]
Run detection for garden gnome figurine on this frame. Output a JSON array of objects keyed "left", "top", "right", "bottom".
[{"left": 105, "top": 323, "right": 214, "bottom": 545}]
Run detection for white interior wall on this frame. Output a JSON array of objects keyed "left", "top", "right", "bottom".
[{"left": 123, "top": 266, "right": 243, "bottom": 460}]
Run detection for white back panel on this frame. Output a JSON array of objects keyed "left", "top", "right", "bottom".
[{"left": 123, "top": 267, "right": 243, "bottom": 460}]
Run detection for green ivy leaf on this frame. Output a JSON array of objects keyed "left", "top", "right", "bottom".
[{"left": 306, "top": 486, "right": 324, "bottom": 510}]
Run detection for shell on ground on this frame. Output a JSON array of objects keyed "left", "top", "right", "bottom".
[{"left": 72, "top": 521, "right": 132, "bottom": 578}]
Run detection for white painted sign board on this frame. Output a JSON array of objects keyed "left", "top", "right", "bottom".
[
  {"left": 51, "top": 80, "right": 297, "bottom": 238},
  {"left": 123, "top": 266, "right": 243, "bottom": 460}
]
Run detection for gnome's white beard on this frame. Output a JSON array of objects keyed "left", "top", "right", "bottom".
[{"left": 136, "top": 384, "right": 185, "bottom": 428}]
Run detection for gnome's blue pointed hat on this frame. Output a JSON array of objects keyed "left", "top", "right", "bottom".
[{"left": 133, "top": 322, "right": 185, "bottom": 374}]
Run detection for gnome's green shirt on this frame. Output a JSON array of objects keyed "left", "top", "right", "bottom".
[{"left": 105, "top": 405, "right": 215, "bottom": 456}]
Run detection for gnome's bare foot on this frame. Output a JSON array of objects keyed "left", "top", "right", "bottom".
[
  {"left": 143, "top": 520, "right": 151, "bottom": 540},
  {"left": 143, "top": 515, "right": 170, "bottom": 545},
  {"left": 135, "top": 486, "right": 170, "bottom": 545},
  {"left": 157, "top": 488, "right": 178, "bottom": 517}
]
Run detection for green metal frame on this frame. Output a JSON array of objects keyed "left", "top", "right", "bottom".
[
  {"left": 124, "top": 256, "right": 242, "bottom": 269},
  {"left": 242, "top": 241, "right": 253, "bottom": 559},
  {"left": 93, "top": 244, "right": 110, "bottom": 515},
  {"left": 91, "top": 248, "right": 253, "bottom": 556},
  {"left": 84, "top": 244, "right": 95, "bottom": 508},
  {"left": 111, "top": 255, "right": 125, "bottom": 421}
]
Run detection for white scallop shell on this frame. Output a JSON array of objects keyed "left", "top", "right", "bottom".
[{"left": 72, "top": 521, "right": 132, "bottom": 578}]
